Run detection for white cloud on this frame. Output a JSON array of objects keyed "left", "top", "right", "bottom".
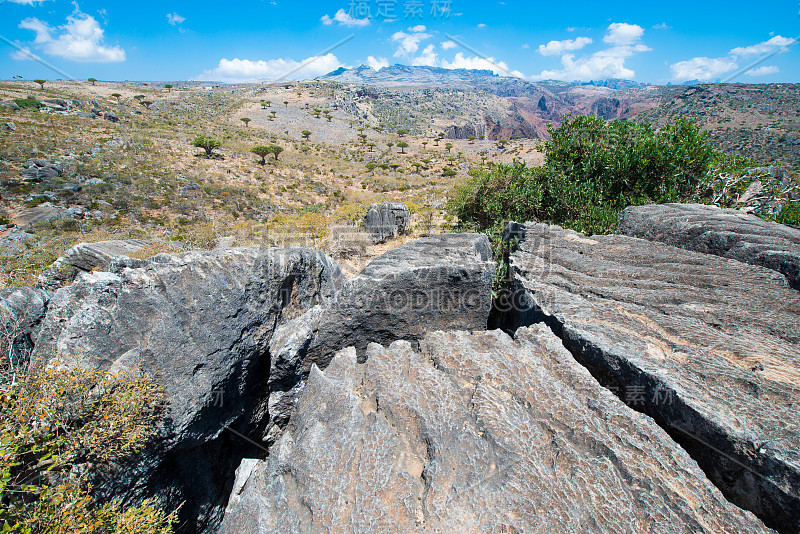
[
  {"left": 477, "top": 23, "right": 487, "bottom": 28},
  {"left": 522, "top": 43, "right": 529, "bottom": 49},
  {"left": 18, "top": 8, "right": 125, "bottom": 62},
  {"left": 603, "top": 22, "right": 644, "bottom": 45},
  {"left": 730, "top": 35, "right": 796, "bottom": 56},
  {"left": 652, "top": 22, "right": 670, "bottom": 30},
  {"left": 320, "top": 8, "right": 369, "bottom": 27},
  {"left": 411, "top": 44, "right": 438, "bottom": 66},
  {"left": 2, "top": 0, "right": 52, "bottom": 4},
  {"left": 391, "top": 26, "right": 432, "bottom": 57},
  {"left": 441, "top": 40, "right": 457, "bottom": 50},
  {"left": 197, "top": 54, "right": 344, "bottom": 83},
  {"left": 441, "top": 52, "right": 524, "bottom": 78},
  {"left": 167, "top": 12, "right": 185, "bottom": 26},
  {"left": 9, "top": 45, "right": 41, "bottom": 61},
  {"left": 366, "top": 55, "right": 389, "bottom": 70},
  {"left": 532, "top": 44, "right": 650, "bottom": 81},
  {"left": 537, "top": 37, "right": 593, "bottom": 56},
  {"left": 745, "top": 65, "right": 779, "bottom": 76},
  {"left": 669, "top": 56, "right": 738, "bottom": 81}
]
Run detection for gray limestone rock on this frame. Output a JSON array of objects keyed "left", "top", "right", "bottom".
[
  {"left": 39, "top": 239, "right": 151, "bottom": 290},
  {"left": 222, "top": 327, "right": 772, "bottom": 534},
  {"left": 618, "top": 203, "right": 800, "bottom": 290},
  {"left": 364, "top": 202, "right": 411, "bottom": 243},
  {"left": 500, "top": 221, "right": 800, "bottom": 533}
]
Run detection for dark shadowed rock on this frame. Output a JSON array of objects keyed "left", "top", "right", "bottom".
[
  {"left": 363, "top": 202, "right": 410, "bottom": 243},
  {"left": 618, "top": 203, "right": 800, "bottom": 290},
  {"left": 21, "top": 163, "right": 63, "bottom": 183},
  {"left": 31, "top": 247, "right": 346, "bottom": 533},
  {"left": 2, "top": 122, "right": 15, "bottom": 132},
  {"left": 39, "top": 239, "right": 151, "bottom": 290},
  {"left": 264, "top": 233, "right": 495, "bottom": 442},
  {"left": 103, "top": 111, "right": 118, "bottom": 122},
  {"left": 500, "top": 221, "right": 800, "bottom": 533},
  {"left": 0, "top": 287, "right": 50, "bottom": 379},
  {"left": 222, "top": 327, "right": 771, "bottom": 534}
]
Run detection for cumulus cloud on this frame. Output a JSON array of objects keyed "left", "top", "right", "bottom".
[
  {"left": 9, "top": 45, "right": 41, "bottom": 61},
  {"left": 321, "top": 8, "right": 369, "bottom": 27},
  {"left": 730, "top": 35, "right": 796, "bottom": 56},
  {"left": 197, "top": 54, "right": 344, "bottom": 83},
  {"left": 2, "top": 0, "right": 53, "bottom": 4},
  {"left": 669, "top": 56, "right": 738, "bottom": 81},
  {"left": 603, "top": 22, "right": 644, "bottom": 45},
  {"left": 411, "top": 44, "right": 438, "bottom": 67},
  {"left": 366, "top": 55, "right": 389, "bottom": 70},
  {"left": 532, "top": 44, "right": 650, "bottom": 81},
  {"left": 18, "top": 7, "right": 125, "bottom": 62},
  {"left": 441, "top": 52, "right": 524, "bottom": 78},
  {"left": 167, "top": 12, "right": 185, "bottom": 26},
  {"left": 537, "top": 37, "right": 592, "bottom": 56},
  {"left": 441, "top": 40, "right": 457, "bottom": 50},
  {"left": 391, "top": 25, "right": 432, "bottom": 57},
  {"left": 745, "top": 65, "right": 779, "bottom": 76}
]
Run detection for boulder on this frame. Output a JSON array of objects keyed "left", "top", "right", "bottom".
[
  {"left": 264, "top": 233, "right": 495, "bottom": 441},
  {"left": 21, "top": 163, "right": 63, "bottom": 183},
  {"left": 14, "top": 202, "right": 72, "bottom": 228},
  {"left": 103, "top": 110, "right": 118, "bottom": 122},
  {"left": 221, "top": 327, "right": 771, "bottom": 534},
  {"left": 2, "top": 122, "right": 15, "bottom": 132},
  {"left": 0, "top": 101, "right": 20, "bottom": 111},
  {"left": 618, "top": 203, "right": 800, "bottom": 290},
  {"left": 39, "top": 239, "right": 151, "bottom": 290},
  {"left": 31, "top": 247, "right": 346, "bottom": 533},
  {"left": 0, "top": 228, "right": 35, "bottom": 253},
  {"left": 500, "top": 222, "right": 800, "bottom": 533},
  {"left": 363, "top": 202, "right": 410, "bottom": 243}
]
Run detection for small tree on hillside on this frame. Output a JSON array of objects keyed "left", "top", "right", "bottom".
[
  {"left": 283, "top": 100, "right": 289, "bottom": 106},
  {"left": 445, "top": 143, "right": 453, "bottom": 153},
  {"left": 268, "top": 145, "right": 283, "bottom": 160},
  {"left": 88, "top": 77, "right": 97, "bottom": 86},
  {"left": 241, "top": 117, "right": 251, "bottom": 128},
  {"left": 33, "top": 79, "right": 45, "bottom": 89},
  {"left": 366, "top": 163, "right": 376, "bottom": 176},
  {"left": 251, "top": 145, "right": 272, "bottom": 165},
  {"left": 111, "top": 93, "right": 122, "bottom": 101},
  {"left": 134, "top": 95, "right": 145, "bottom": 102},
  {"left": 301, "top": 130, "right": 311, "bottom": 141},
  {"left": 397, "top": 129, "right": 408, "bottom": 137},
  {"left": 397, "top": 141, "right": 409, "bottom": 154},
  {"left": 442, "top": 167, "right": 457, "bottom": 178},
  {"left": 164, "top": 84, "right": 173, "bottom": 92},
  {"left": 141, "top": 100, "right": 153, "bottom": 109},
  {"left": 386, "top": 142, "right": 394, "bottom": 152},
  {"left": 367, "top": 142, "right": 376, "bottom": 152},
  {"left": 192, "top": 135, "right": 222, "bottom": 158}
]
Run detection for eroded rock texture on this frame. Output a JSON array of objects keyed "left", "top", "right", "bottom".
[
  {"left": 618, "top": 203, "right": 800, "bottom": 290},
  {"left": 32, "top": 247, "right": 345, "bottom": 533},
  {"left": 501, "top": 222, "right": 800, "bottom": 533},
  {"left": 0, "top": 286, "right": 50, "bottom": 378},
  {"left": 363, "top": 202, "right": 411, "bottom": 243},
  {"left": 222, "top": 327, "right": 772, "bottom": 534},
  {"left": 29, "top": 234, "right": 494, "bottom": 533},
  {"left": 265, "top": 233, "right": 495, "bottom": 442},
  {"left": 39, "top": 238, "right": 151, "bottom": 290}
]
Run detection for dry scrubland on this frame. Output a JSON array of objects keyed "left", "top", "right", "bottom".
[{"left": 0, "top": 79, "right": 545, "bottom": 284}]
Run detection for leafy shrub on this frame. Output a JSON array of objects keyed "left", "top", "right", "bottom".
[
  {"left": 452, "top": 116, "right": 725, "bottom": 235},
  {"left": 13, "top": 97, "right": 42, "bottom": 110},
  {"left": 0, "top": 365, "right": 175, "bottom": 532}
]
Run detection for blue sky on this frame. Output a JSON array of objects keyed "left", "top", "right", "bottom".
[{"left": 0, "top": 0, "right": 798, "bottom": 84}]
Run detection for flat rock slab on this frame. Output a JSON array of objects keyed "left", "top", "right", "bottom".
[
  {"left": 501, "top": 222, "right": 800, "bottom": 533},
  {"left": 618, "top": 203, "right": 800, "bottom": 290},
  {"left": 222, "top": 327, "right": 771, "bottom": 534}
]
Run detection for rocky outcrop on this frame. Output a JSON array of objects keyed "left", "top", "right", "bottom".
[
  {"left": 14, "top": 202, "right": 72, "bottom": 228},
  {"left": 32, "top": 247, "right": 345, "bottom": 533},
  {"left": 264, "top": 233, "right": 495, "bottom": 442},
  {"left": 500, "top": 222, "right": 800, "bottom": 533},
  {"left": 221, "top": 327, "right": 771, "bottom": 533},
  {"left": 363, "top": 202, "right": 411, "bottom": 243},
  {"left": 618, "top": 203, "right": 800, "bottom": 290},
  {"left": 39, "top": 239, "right": 150, "bottom": 290},
  {"left": 30, "top": 234, "right": 494, "bottom": 533}
]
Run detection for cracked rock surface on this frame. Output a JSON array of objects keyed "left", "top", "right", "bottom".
[
  {"left": 501, "top": 222, "right": 800, "bottom": 533},
  {"left": 221, "top": 327, "right": 772, "bottom": 534},
  {"left": 618, "top": 203, "right": 800, "bottom": 290}
]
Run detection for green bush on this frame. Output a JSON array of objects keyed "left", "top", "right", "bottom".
[
  {"left": 13, "top": 97, "right": 42, "bottom": 110},
  {"left": 452, "top": 116, "right": 723, "bottom": 235}
]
